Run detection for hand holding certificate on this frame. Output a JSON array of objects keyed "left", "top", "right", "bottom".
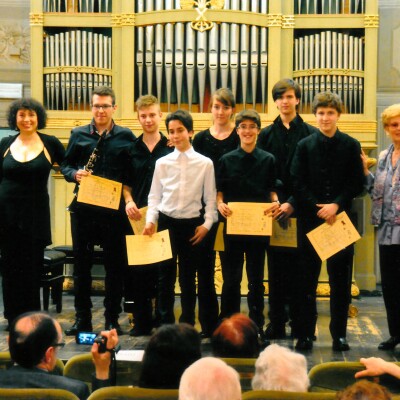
[
  {"left": 126, "top": 229, "right": 173, "bottom": 266},
  {"left": 77, "top": 175, "right": 122, "bottom": 210},
  {"left": 226, "top": 202, "right": 272, "bottom": 236},
  {"left": 306, "top": 211, "right": 361, "bottom": 261}
]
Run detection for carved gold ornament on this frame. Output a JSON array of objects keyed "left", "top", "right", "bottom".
[{"left": 181, "top": 0, "right": 225, "bottom": 32}]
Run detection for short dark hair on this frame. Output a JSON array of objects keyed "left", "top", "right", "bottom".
[
  {"left": 212, "top": 313, "right": 260, "bottom": 358},
  {"left": 209, "top": 88, "right": 236, "bottom": 110},
  {"left": 235, "top": 109, "right": 261, "bottom": 129},
  {"left": 92, "top": 86, "right": 116, "bottom": 105},
  {"left": 9, "top": 312, "right": 59, "bottom": 368},
  {"left": 312, "top": 91, "right": 343, "bottom": 114},
  {"left": 7, "top": 98, "right": 47, "bottom": 130},
  {"left": 272, "top": 79, "right": 302, "bottom": 101},
  {"left": 139, "top": 324, "right": 201, "bottom": 389},
  {"left": 165, "top": 109, "right": 193, "bottom": 133}
]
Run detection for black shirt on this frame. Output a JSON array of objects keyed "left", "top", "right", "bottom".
[
  {"left": 127, "top": 133, "right": 173, "bottom": 208},
  {"left": 217, "top": 147, "right": 277, "bottom": 203},
  {"left": 257, "top": 114, "right": 318, "bottom": 206}
]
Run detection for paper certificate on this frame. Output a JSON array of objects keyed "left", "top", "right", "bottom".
[
  {"left": 270, "top": 218, "right": 297, "bottom": 248},
  {"left": 226, "top": 202, "right": 272, "bottom": 236},
  {"left": 77, "top": 175, "right": 122, "bottom": 210},
  {"left": 126, "top": 229, "right": 173, "bottom": 266},
  {"left": 127, "top": 206, "right": 159, "bottom": 235},
  {"left": 306, "top": 211, "right": 361, "bottom": 261}
]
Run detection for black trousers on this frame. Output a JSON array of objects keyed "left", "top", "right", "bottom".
[
  {"left": 70, "top": 209, "right": 127, "bottom": 322},
  {"left": 124, "top": 263, "right": 158, "bottom": 332},
  {"left": 157, "top": 213, "right": 219, "bottom": 334},
  {"left": 0, "top": 229, "right": 43, "bottom": 324},
  {"left": 379, "top": 244, "right": 400, "bottom": 337},
  {"left": 266, "top": 246, "right": 299, "bottom": 327},
  {"left": 220, "top": 236, "right": 266, "bottom": 329},
  {"left": 293, "top": 218, "right": 353, "bottom": 339}
]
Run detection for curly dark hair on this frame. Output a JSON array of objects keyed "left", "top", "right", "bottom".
[{"left": 7, "top": 98, "right": 47, "bottom": 130}]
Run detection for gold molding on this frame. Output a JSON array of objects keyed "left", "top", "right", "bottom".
[
  {"left": 29, "top": 13, "right": 44, "bottom": 26},
  {"left": 268, "top": 14, "right": 282, "bottom": 27},
  {"left": 364, "top": 15, "right": 379, "bottom": 28},
  {"left": 44, "top": 66, "right": 112, "bottom": 76},
  {"left": 121, "top": 13, "right": 136, "bottom": 26},
  {"left": 282, "top": 15, "right": 295, "bottom": 29},
  {"left": 293, "top": 68, "right": 365, "bottom": 78}
]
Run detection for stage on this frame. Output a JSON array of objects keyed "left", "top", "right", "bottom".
[{"left": 0, "top": 288, "right": 399, "bottom": 370}]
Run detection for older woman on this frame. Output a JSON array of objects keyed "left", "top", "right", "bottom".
[
  {"left": 0, "top": 98, "right": 65, "bottom": 327},
  {"left": 364, "top": 103, "right": 400, "bottom": 350}
]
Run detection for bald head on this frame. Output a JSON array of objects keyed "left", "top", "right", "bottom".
[{"left": 179, "top": 357, "right": 241, "bottom": 400}]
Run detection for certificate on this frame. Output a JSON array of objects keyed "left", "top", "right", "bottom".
[
  {"left": 127, "top": 206, "right": 158, "bottom": 235},
  {"left": 306, "top": 211, "right": 361, "bottom": 261},
  {"left": 77, "top": 175, "right": 122, "bottom": 210},
  {"left": 126, "top": 229, "right": 173, "bottom": 266},
  {"left": 270, "top": 218, "right": 297, "bottom": 248},
  {"left": 226, "top": 202, "right": 272, "bottom": 236}
]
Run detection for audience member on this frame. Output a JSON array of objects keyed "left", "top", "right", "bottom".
[
  {"left": 0, "top": 312, "right": 118, "bottom": 400},
  {"left": 139, "top": 323, "right": 201, "bottom": 389},
  {"left": 336, "top": 380, "right": 392, "bottom": 400},
  {"left": 251, "top": 343, "right": 309, "bottom": 392},
  {"left": 212, "top": 313, "right": 261, "bottom": 358},
  {"left": 355, "top": 357, "right": 400, "bottom": 380},
  {"left": 179, "top": 357, "right": 241, "bottom": 400}
]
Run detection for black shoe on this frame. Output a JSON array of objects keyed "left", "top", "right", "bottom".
[
  {"left": 65, "top": 319, "right": 92, "bottom": 336},
  {"left": 295, "top": 337, "right": 313, "bottom": 350},
  {"left": 378, "top": 336, "right": 400, "bottom": 350},
  {"left": 129, "top": 326, "right": 152, "bottom": 337},
  {"left": 332, "top": 337, "right": 350, "bottom": 351},
  {"left": 105, "top": 321, "right": 123, "bottom": 335},
  {"left": 265, "top": 323, "right": 286, "bottom": 339}
]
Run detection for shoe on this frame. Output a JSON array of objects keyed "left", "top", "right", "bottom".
[
  {"left": 264, "top": 323, "right": 286, "bottom": 339},
  {"left": 295, "top": 337, "right": 313, "bottom": 350},
  {"left": 105, "top": 321, "right": 123, "bottom": 336},
  {"left": 129, "top": 326, "right": 152, "bottom": 337},
  {"left": 65, "top": 319, "right": 92, "bottom": 336},
  {"left": 378, "top": 336, "right": 400, "bottom": 350},
  {"left": 332, "top": 337, "right": 350, "bottom": 351}
]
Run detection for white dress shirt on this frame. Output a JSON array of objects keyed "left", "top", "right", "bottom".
[{"left": 146, "top": 146, "right": 218, "bottom": 230}]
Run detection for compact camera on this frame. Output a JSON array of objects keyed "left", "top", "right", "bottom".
[{"left": 75, "top": 332, "right": 108, "bottom": 353}]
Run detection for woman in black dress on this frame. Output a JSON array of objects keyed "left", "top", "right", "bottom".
[{"left": 0, "top": 98, "right": 65, "bottom": 326}]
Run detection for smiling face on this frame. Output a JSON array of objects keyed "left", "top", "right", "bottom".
[
  {"left": 211, "top": 98, "right": 234, "bottom": 126},
  {"left": 138, "top": 104, "right": 162, "bottom": 135},
  {"left": 16, "top": 108, "right": 38, "bottom": 135},
  {"left": 91, "top": 94, "right": 116, "bottom": 130},
  {"left": 386, "top": 116, "right": 400, "bottom": 146},
  {"left": 315, "top": 106, "right": 340, "bottom": 137},
  {"left": 237, "top": 118, "right": 260, "bottom": 151},
  {"left": 167, "top": 119, "right": 192, "bottom": 152}
]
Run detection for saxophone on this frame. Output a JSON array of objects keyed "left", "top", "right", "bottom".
[{"left": 67, "top": 130, "right": 107, "bottom": 212}]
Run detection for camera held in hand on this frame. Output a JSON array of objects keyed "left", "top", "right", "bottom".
[{"left": 94, "top": 335, "right": 108, "bottom": 353}]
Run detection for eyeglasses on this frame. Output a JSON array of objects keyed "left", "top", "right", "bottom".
[
  {"left": 52, "top": 341, "right": 66, "bottom": 348},
  {"left": 237, "top": 124, "right": 259, "bottom": 130},
  {"left": 92, "top": 105, "right": 114, "bottom": 110}
]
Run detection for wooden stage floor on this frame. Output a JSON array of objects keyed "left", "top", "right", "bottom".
[{"left": 0, "top": 289, "right": 399, "bottom": 370}]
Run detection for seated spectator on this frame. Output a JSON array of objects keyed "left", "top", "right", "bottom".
[
  {"left": 212, "top": 313, "right": 261, "bottom": 358},
  {"left": 139, "top": 323, "right": 201, "bottom": 389},
  {"left": 179, "top": 357, "right": 241, "bottom": 400},
  {"left": 251, "top": 343, "right": 309, "bottom": 392},
  {"left": 336, "top": 380, "right": 392, "bottom": 400},
  {"left": 0, "top": 311, "right": 117, "bottom": 400},
  {"left": 355, "top": 357, "right": 400, "bottom": 380}
]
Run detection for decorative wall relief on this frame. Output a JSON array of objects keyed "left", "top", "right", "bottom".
[{"left": 0, "top": 21, "right": 30, "bottom": 64}]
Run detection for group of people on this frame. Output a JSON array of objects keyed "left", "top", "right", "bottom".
[
  {"left": 1, "top": 79, "right": 400, "bottom": 355},
  {"left": 0, "top": 311, "right": 398, "bottom": 400}
]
